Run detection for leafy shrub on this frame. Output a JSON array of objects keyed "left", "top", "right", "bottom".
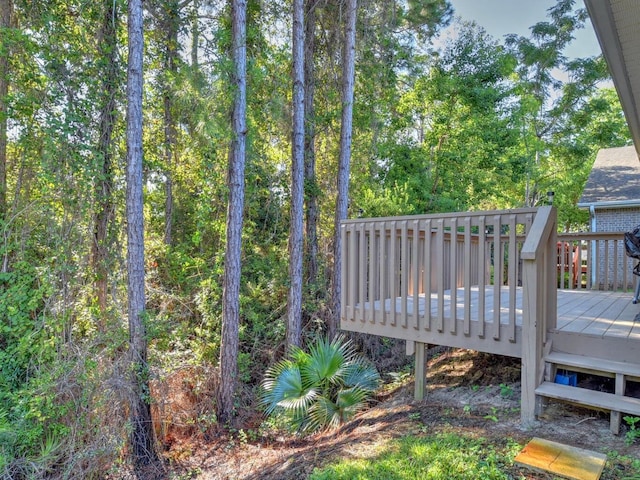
[{"left": 260, "top": 335, "right": 380, "bottom": 433}]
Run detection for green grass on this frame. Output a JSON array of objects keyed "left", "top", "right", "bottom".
[
  {"left": 309, "top": 432, "right": 522, "bottom": 480},
  {"left": 309, "top": 432, "right": 640, "bottom": 480}
]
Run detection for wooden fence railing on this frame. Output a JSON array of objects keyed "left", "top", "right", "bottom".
[
  {"left": 556, "top": 231, "right": 636, "bottom": 291},
  {"left": 340, "top": 207, "right": 538, "bottom": 356}
]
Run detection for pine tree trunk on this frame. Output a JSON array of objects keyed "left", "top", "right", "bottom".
[
  {"left": 191, "top": 0, "right": 199, "bottom": 69},
  {"left": 0, "top": 0, "right": 11, "bottom": 223},
  {"left": 218, "top": 0, "right": 247, "bottom": 425},
  {"left": 126, "top": 0, "right": 162, "bottom": 475},
  {"left": 162, "top": 0, "right": 179, "bottom": 247},
  {"left": 303, "top": 0, "right": 318, "bottom": 305},
  {"left": 287, "top": 0, "right": 305, "bottom": 348},
  {"left": 330, "top": 0, "right": 357, "bottom": 339},
  {"left": 92, "top": 0, "right": 118, "bottom": 320}
]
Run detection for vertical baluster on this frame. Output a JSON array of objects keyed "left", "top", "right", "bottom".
[
  {"left": 493, "top": 215, "right": 502, "bottom": 340},
  {"left": 477, "top": 216, "right": 486, "bottom": 338},
  {"left": 401, "top": 221, "right": 408, "bottom": 329},
  {"left": 358, "top": 223, "right": 366, "bottom": 322},
  {"left": 613, "top": 240, "right": 619, "bottom": 290},
  {"left": 412, "top": 220, "right": 420, "bottom": 330},
  {"left": 436, "top": 219, "right": 445, "bottom": 332},
  {"left": 604, "top": 239, "right": 610, "bottom": 290},
  {"left": 379, "top": 222, "right": 387, "bottom": 325},
  {"left": 423, "top": 219, "right": 432, "bottom": 331},
  {"left": 463, "top": 217, "right": 472, "bottom": 336},
  {"left": 341, "top": 224, "right": 349, "bottom": 322},
  {"left": 449, "top": 217, "right": 458, "bottom": 334},
  {"left": 390, "top": 221, "right": 397, "bottom": 326},
  {"left": 369, "top": 223, "right": 377, "bottom": 324},
  {"left": 348, "top": 223, "right": 357, "bottom": 322},
  {"left": 508, "top": 215, "right": 517, "bottom": 342},
  {"left": 587, "top": 239, "right": 593, "bottom": 289}
]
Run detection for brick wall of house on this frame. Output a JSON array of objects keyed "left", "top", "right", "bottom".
[
  {"left": 595, "top": 208, "right": 640, "bottom": 232},
  {"left": 594, "top": 207, "right": 640, "bottom": 289}
]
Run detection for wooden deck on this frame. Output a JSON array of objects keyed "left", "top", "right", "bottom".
[{"left": 340, "top": 206, "right": 640, "bottom": 426}]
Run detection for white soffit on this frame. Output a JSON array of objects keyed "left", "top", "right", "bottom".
[{"left": 585, "top": 0, "right": 640, "bottom": 160}]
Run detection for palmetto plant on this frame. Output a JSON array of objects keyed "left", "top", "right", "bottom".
[{"left": 260, "top": 335, "right": 380, "bottom": 432}]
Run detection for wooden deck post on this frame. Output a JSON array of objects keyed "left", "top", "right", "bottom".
[
  {"left": 412, "top": 341, "right": 427, "bottom": 400},
  {"left": 521, "top": 259, "right": 542, "bottom": 424},
  {"left": 520, "top": 206, "right": 557, "bottom": 425},
  {"left": 611, "top": 373, "right": 625, "bottom": 434}
]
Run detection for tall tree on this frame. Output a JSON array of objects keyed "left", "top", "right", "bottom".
[
  {"left": 329, "top": 0, "right": 357, "bottom": 339},
  {"left": 161, "top": 0, "right": 179, "bottom": 246},
  {"left": 303, "top": 0, "right": 319, "bottom": 315},
  {"left": 190, "top": 0, "right": 199, "bottom": 69},
  {"left": 218, "top": 0, "right": 247, "bottom": 424},
  {"left": 92, "top": 0, "right": 120, "bottom": 318},
  {"left": 126, "top": 0, "right": 162, "bottom": 474},
  {"left": 505, "top": 0, "right": 606, "bottom": 207},
  {"left": 287, "top": 0, "right": 304, "bottom": 348},
  {"left": 0, "top": 0, "right": 11, "bottom": 222}
]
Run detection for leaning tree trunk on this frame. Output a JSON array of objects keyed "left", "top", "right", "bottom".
[
  {"left": 287, "top": 0, "right": 305, "bottom": 349},
  {"left": 329, "top": 0, "right": 357, "bottom": 339},
  {"left": 218, "top": 0, "right": 247, "bottom": 425},
  {"left": 126, "top": 0, "right": 162, "bottom": 475}
]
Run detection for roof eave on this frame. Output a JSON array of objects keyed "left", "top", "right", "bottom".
[
  {"left": 584, "top": 0, "right": 640, "bottom": 159},
  {"left": 577, "top": 199, "right": 640, "bottom": 210}
]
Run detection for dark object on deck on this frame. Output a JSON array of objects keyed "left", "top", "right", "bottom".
[
  {"left": 624, "top": 225, "right": 640, "bottom": 260},
  {"left": 623, "top": 225, "right": 640, "bottom": 302}
]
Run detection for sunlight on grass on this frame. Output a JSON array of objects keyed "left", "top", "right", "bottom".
[{"left": 309, "top": 433, "right": 522, "bottom": 480}]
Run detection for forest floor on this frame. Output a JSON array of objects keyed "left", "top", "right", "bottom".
[{"left": 165, "top": 347, "right": 640, "bottom": 480}]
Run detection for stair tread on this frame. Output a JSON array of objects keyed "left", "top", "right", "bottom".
[
  {"left": 545, "top": 352, "right": 640, "bottom": 378},
  {"left": 536, "top": 381, "right": 640, "bottom": 416}
]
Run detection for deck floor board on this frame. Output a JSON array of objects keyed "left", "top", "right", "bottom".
[
  {"left": 557, "top": 291, "right": 619, "bottom": 332},
  {"left": 368, "top": 288, "right": 640, "bottom": 342}
]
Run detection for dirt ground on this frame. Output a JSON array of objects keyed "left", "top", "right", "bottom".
[{"left": 166, "top": 347, "right": 640, "bottom": 480}]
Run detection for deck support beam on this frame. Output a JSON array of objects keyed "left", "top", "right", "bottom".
[
  {"left": 413, "top": 341, "right": 427, "bottom": 400},
  {"left": 611, "top": 373, "right": 626, "bottom": 434}
]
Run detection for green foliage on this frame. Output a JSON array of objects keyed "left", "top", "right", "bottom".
[
  {"left": 499, "top": 383, "right": 513, "bottom": 399},
  {"left": 260, "top": 335, "right": 380, "bottom": 433},
  {"left": 309, "top": 433, "right": 521, "bottom": 480},
  {"left": 0, "top": 259, "right": 52, "bottom": 403},
  {"left": 606, "top": 450, "right": 640, "bottom": 479},
  {"left": 624, "top": 416, "right": 640, "bottom": 446}
]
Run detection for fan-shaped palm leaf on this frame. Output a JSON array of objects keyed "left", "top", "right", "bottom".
[
  {"left": 335, "top": 387, "right": 369, "bottom": 420},
  {"left": 303, "top": 334, "right": 360, "bottom": 387},
  {"left": 306, "top": 395, "right": 342, "bottom": 432},
  {"left": 342, "top": 359, "right": 381, "bottom": 392},
  {"left": 261, "top": 361, "right": 315, "bottom": 417}
]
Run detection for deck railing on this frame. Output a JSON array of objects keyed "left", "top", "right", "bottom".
[
  {"left": 340, "top": 208, "right": 538, "bottom": 356},
  {"left": 556, "top": 231, "right": 635, "bottom": 291}
]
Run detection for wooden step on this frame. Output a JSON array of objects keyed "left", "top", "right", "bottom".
[
  {"left": 545, "top": 352, "right": 640, "bottom": 380},
  {"left": 535, "top": 381, "right": 640, "bottom": 417}
]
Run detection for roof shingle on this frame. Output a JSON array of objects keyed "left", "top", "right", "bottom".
[{"left": 578, "top": 145, "right": 640, "bottom": 205}]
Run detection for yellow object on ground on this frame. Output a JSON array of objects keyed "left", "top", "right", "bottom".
[{"left": 514, "top": 437, "right": 607, "bottom": 480}]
